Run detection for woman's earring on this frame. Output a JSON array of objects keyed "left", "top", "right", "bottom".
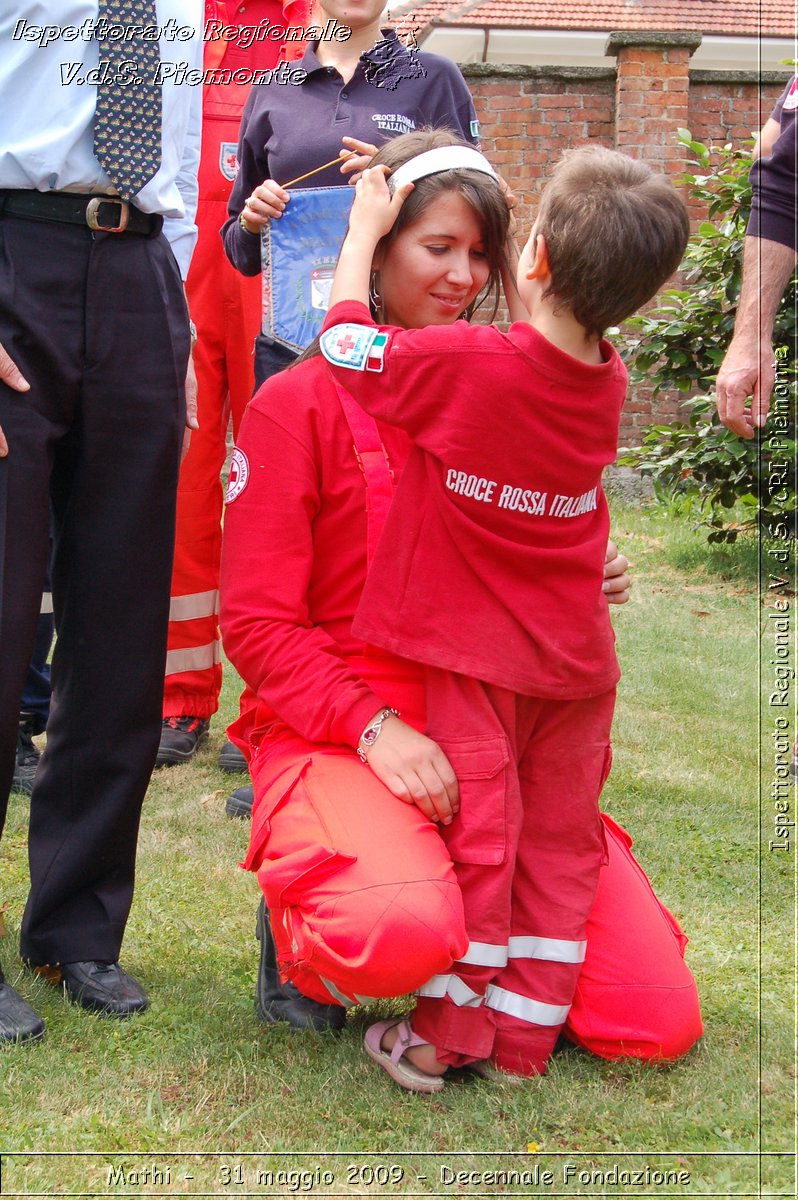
[{"left": 369, "top": 271, "right": 382, "bottom": 318}]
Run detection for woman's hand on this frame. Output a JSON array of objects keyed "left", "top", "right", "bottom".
[
  {"left": 339, "top": 136, "right": 379, "bottom": 183},
  {"left": 364, "top": 716, "right": 460, "bottom": 826},
  {"left": 603, "top": 539, "right": 632, "bottom": 605},
  {"left": 241, "top": 178, "right": 290, "bottom": 230}
]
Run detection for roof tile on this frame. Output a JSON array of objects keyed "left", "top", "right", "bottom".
[{"left": 388, "top": 0, "right": 795, "bottom": 38}]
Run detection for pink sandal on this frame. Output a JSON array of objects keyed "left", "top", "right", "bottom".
[{"left": 363, "top": 1019, "right": 445, "bottom": 1094}]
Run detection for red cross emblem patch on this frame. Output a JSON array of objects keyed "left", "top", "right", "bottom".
[
  {"left": 225, "top": 448, "right": 249, "bottom": 504},
  {"left": 320, "top": 323, "right": 389, "bottom": 372},
  {"left": 219, "top": 142, "right": 239, "bottom": 182}
]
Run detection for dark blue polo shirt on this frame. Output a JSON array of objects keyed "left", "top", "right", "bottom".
[
  {"left": 223, "top": 30, "right": 479, "bottom": 275},
  {"left": 750, "top": 74, "right": 798, "bottom": 252}
]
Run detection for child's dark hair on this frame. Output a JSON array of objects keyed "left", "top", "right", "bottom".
[
  {"left": 534, "top": 145, "right": 690, "bottom": 338},
  {"left": 294, "top": 129, "right": 510, "bottom": 364}
]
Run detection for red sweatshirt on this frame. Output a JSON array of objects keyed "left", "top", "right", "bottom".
[
  {"left": 321, "top": 300, "right": 627, "bottom": 699},
  {"left": 220, "top": 354, "right": 413, "bottom": 750}
]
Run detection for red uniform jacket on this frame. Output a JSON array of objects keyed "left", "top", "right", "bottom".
[{"left": 220, "top": 354, "right": 414, "bottom": 751}]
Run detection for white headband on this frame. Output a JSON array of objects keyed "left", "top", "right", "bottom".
[{"left": 389, "top": 146, "right": 500, "bottom": 193}]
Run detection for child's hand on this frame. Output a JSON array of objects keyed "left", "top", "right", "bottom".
[
  {"left": 350, "top": 167, "right": 414, "bottom": 242},
  {"left": 330, "top": 169, "right": 413, "bottom": 308},
  {"left": 363, "top": 716, "right": 460, "bottom": 825}
]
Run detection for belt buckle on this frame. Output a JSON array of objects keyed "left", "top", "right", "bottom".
[{"left": 86, "top": 197, "right": 129, "bottom": 233}]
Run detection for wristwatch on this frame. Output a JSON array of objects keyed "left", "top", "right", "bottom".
[{"left": 357, "top": 707, "right": 399, "bottom": 763}]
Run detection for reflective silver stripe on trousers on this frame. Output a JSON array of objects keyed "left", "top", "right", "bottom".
[
  {"left": 508, "top": 936, "right": 587, "bottom": 964},
  {"left": 456, "top": 941, "right": 508, "bottom": 968},
  {"left": 485, "top": 984, "right": 570, "bottom": 1026},
  {"left": 281, "top": 910, "right": 299, "bottom": 956},
  {"left": 455, "top": 937, "right": 586, "bottom": 968},
  {"left": 416, "top": 974, "right": 483, "bottom": 1007},
  {"left": 164, "top": 641, "right": 221, "bottom": 675},
  {"left": 40, "top": 591, "right": 53, "bottom": 615},
  {"left": 168, "top": 589, "right": 219, "bottom": 622},
  {"left": 318, "top": 976, "right": 354, "bottom": 1008}
]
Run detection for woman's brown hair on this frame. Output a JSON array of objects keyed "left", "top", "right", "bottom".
[{"left": 295, "top": 129, "right": 510, "bottom": 363}]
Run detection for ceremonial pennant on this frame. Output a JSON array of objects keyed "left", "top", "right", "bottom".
[{"left": 261, "top": 186, "right": 354, "bottom": 352}]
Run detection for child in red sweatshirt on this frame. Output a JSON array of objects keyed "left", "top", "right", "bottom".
[{"left": 320, "top": 142, "right": 689, "bottom": 1087}]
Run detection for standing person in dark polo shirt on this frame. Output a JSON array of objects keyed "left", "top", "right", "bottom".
[
  {"left": 716, "top": 72, "right": 797, "bottom": 435},
  {"left": 222, "top": 0, "right": 480, "bottom": 389},
  {"left": 0, "top": 0, "right": 202, "bottom": 1045}
]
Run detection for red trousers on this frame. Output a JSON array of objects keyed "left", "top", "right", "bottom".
[
  {"left": 243, "top": 661, "right": 702, "bottom": 1063},
  {"left": 411, "top": 671, "right": 615, "bottom": 1076},
  {"left": 163, "top": 106, "right": 262, "bottom": 719}
]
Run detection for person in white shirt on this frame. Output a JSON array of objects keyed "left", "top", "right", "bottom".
[{"left": 0, "top": 0, "right": 202, "bottom": 1044}]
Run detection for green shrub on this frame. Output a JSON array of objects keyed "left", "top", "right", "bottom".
[{"left": 619, "top": 131, "right": 797, "bottom": 543}]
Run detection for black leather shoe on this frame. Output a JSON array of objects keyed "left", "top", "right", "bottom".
[
  {"left": 255, "top": 899, "right": 345, "bottom": 1033},
  {"left": 218, "top": 740, "right": 248, "bottom": 773},
  {"left": 225, "top": 784, "right": 254, "bottom": 819},
  {"left": 59, "top": 961, "right": 149, "bottom": 1017},
  {"left": 155, "top": 716, "right": 210, "bottom": 766},
  {"left": 0, "top": 973, "right": 45, "bottom": 1045}
]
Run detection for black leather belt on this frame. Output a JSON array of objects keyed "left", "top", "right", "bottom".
[{"left": 0, "top": 190, "right": 161, "bottom": 235}]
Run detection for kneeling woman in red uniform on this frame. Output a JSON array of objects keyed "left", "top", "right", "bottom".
[{"left": 219, "top": 130, "right": 702, "bottom": 1080}]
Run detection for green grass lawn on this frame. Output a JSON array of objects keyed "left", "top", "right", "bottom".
[{"left": 0, "top": 502, "right": 793, "bottom": 1198}]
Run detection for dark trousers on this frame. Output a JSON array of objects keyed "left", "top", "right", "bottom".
[{"left": 0, "top": 209, "right": 188, "bottom": 965}]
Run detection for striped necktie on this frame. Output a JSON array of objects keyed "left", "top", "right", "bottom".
[{"left": 93, "top": 0, "right": 163, "bottom": 200}]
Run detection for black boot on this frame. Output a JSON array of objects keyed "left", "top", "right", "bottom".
[
  {"left": 255, "top": 899, "right": 346, "bottom": 1032},
  {"left": 12, "top": 713, "right": 40, "bottom": 797},
  {"left": 225, "top": 784, "right": 253, "bottom": 819}
]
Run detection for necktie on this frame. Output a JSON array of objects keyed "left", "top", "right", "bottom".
[{"left": 93, "top": 0, "right": 163, "bottom": 200}]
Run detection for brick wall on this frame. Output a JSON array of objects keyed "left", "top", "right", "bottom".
[{"left": 460, "top": 38, "right": 790, "bottom": 443}]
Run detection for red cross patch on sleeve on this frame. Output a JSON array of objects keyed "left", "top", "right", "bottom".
[{"left": 321, "top": 324, "right": 388, "bottom": 372}]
